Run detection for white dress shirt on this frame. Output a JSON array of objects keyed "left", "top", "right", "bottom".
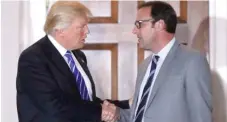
[
  {"left": 48, "top": 35, "right": 93, "bottom": 101},
  {"left": 135, "top": 37, "right": 176, "bottom": 122}
]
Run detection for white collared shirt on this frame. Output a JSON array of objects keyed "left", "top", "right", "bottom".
[
  {"left": 48, "top": 35, "right": 93, "bottom": 101},
  {"left": 135, "top": 37, "right": 176, "bottom": 122}
]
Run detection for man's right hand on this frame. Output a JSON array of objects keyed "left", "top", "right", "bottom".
[{"left": 101, "top": 100, "right": 120, "bottom": 122}]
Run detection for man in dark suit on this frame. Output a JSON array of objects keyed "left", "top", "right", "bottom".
[{"left": 16, "top": 1, "right": 128, "bottom": 122}]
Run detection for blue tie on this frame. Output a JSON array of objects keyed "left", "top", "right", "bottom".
[
  {"left": 64, "top": 51, "right": 90, "bottom": 101},
  {"left": 134, "top": 55, "right": 159, "bottom": 122}
]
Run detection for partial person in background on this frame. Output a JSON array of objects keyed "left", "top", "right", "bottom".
[
  {"left": 119, "top": 1, "right": 212, "bottom": 122},
  {"left": 191, "top": 17, "right": 209, "bottom": 58},
  {"left": 16, "top": 1, "right": 128, "bottom": 122}
]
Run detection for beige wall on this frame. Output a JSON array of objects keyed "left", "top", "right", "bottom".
[
  {"left": 188, "top": 1, "right": 209, "bottom": 48},
  {"left": 1, "top": 1, "right": 20, "bottom": 122},
  {"left": 2, "top": 1, "right": 227, "bottom": 122},
  {"left": 209, "top": 0, "right": 227, "bottom": 121}
]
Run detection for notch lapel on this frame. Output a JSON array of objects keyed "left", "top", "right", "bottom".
[
  {"left": 131, "top": 55, "right": 153, "bottom": 118},
  {"left": 146, "top": 41, "right": 180, "bottom": 108},
  {"left": 41, "top": 36, "right": 78, "bottom": 90}
]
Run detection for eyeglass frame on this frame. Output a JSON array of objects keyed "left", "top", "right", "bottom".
[{"left": 134, "top": 18, "right": 154, "bottom": 29}]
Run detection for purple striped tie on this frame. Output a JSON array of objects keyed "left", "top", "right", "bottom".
[{"left": 64, "top": 51, "right": 90, "bottom": 101}]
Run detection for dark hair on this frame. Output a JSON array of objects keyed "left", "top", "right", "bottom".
[{"left": 138, "top": 1, "right": 177, "bottom": 33}]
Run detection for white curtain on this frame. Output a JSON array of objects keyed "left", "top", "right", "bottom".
[
  {"left": 19, "top": 1, "right": 33, "bottom": 52},
  {"left": 19, "top": 0, "right": 46, "bottom": 52},
  {"left": 1, "top": 1, "right": 46, "bottom": 122},
  {"left": 209, "top": 0, "right": 227, "bottom": 122}
]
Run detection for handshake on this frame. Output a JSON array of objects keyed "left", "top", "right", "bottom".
[{"left": 101, "top": 100, "right": 120, "bottom": 122}]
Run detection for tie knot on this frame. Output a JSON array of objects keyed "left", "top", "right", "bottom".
[
  {"left": 64, "top": 50, "right": 73, "bottom": 61},
  {"left": 65, "top": 50, "right": 72, "bottom": 56},
  {"left": 65, "top": 50, "right": 71, "bottom": 55},
  {"left": 153, "top": 55, "right": 159, "bottom": 64}
]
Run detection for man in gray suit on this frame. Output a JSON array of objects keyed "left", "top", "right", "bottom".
[{"left": 119, "top": 1, "right": 212, "bottom": 122}]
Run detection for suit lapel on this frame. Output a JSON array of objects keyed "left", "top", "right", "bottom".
[
  {"left": 137, "top": 56, "right": 153, "bottom": 86},
  {"left": 72, "top": 50, "right": 93, "bottom": 83},
  {"left": 146, "top": 41, "right": 180, "bottom": 108},
  {"left": 41, "top": 36, "right": 73, "bottom": 77},
  {"left": 131, "top": 55, "right": 152, "bottom": 118},
  {"left": 40, "top": 36, "right": 78, "bottom": 91}
]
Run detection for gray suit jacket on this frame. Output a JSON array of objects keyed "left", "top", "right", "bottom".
[{"left": 119, "top": 41, "right": 212, "bottom": 122}]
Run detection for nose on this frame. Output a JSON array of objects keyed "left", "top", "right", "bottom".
[
  {"left": 132, "top": 26, "right": 138, "bottom": 34},
  {"left": 84, "top": 25, "right": 90, "bottom": 34}
]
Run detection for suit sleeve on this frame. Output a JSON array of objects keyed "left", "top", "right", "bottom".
[
  {"left": 118, "top": 108, "right": 131, "bottom": 122},
  {"left": 18, "top": 51, "right": 102, "bottom": 122},
  {"left": 185, "top": 54, "right": 212, "bottom": 122},
  {"left": 107, "top": 99, "right": 130, "bottom": 109}
]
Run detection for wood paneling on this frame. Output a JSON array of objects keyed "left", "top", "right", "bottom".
[
  {"left": 46, "top": 0, "right": 118, "bottom": 23},
  {"left": 83, "top": 44, "right": 118, "bottom": 100},
  {"left": 90, "top": 1, "right": 118, "bottom": 23}
]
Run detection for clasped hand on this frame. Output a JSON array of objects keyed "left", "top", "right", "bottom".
[{"left": 101, "top": 100, "right": 120, "bottom": 122}]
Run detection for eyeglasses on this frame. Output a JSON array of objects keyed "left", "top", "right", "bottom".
[{"left": 134, "top": 18, "right": 154, "bottom": 29}]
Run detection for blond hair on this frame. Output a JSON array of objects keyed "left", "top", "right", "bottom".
[{"left": 44, "top": 1, "right": 91, "bottom": 35}]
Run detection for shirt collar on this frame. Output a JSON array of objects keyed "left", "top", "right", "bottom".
[
  {"left": 48, "top": 35, "right": 68, "bottom": 57},
  {"left": 153, "top": 37, "right": 176, "bottom": 60}
]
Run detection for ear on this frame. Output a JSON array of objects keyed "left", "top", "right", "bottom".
[{"left": 156, "top": 19, "right": 166, "bottom": 31}]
